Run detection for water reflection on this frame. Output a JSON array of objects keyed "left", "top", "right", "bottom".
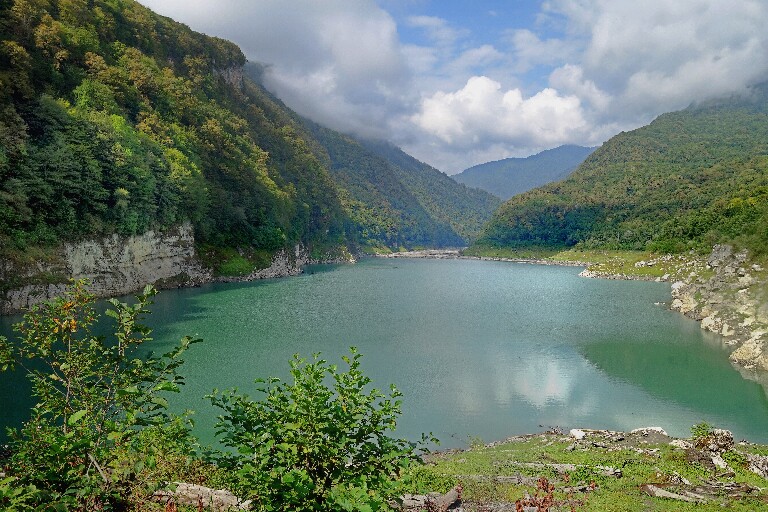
[{"left": 2, "top": 258, "right": 767, "bottom": 448}]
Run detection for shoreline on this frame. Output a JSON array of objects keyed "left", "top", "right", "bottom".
[
  {"left": 375, "top": 247, "right": 768, "bottom": 387},
  {"left": 375, "top": 248, "right": 589, "bottom": 267},
  {"left": 3, "top": 243, "right": 766, "bottom": 388}
]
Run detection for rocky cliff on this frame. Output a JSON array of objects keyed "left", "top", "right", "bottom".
[
  {"left": 0, "top": 225, "right": 357, "bottom": 315},
  {"left": 0, "top": 223, "right": 210, "bottom": 314},
  {"left": 670, "top": 245, "right": 768, "bottom": 376}
]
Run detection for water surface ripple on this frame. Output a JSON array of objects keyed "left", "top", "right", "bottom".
[{"left": 3, "top": 258, "right": 767, "bottom": 447}]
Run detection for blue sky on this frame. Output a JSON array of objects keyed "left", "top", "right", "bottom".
[{"left": 138, "top": 1, "right": 768, "bottom": 173}]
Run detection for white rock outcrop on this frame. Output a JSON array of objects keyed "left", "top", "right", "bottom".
[{"left": 1, "top": 222, "right": 209, "bottom": 314}]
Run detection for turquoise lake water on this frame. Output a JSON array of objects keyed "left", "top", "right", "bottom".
[{"left": 2, "top": 257, "right": 767, "bottom": 447}]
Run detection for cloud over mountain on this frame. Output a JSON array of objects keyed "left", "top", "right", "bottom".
[{"left": 139, "top": 0, "right": 768, "bottom": 173}]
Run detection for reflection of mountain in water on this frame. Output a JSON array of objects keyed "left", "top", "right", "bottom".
[{"left": 579, "top": 340, "right": 768, "bottom": 423}]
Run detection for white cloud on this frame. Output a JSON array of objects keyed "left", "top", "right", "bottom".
[
  {"left": 139, "top": 0, "right": 413, "bottom": 138},
  {"left": 408, "top": 76, "right": 589, "bottom": 171},
  {"left": 550, "top": 0, "right": 768, "bottom": 117},
  {"left": 137, "top": 0, "right": 768, "bottom": 173},
  {"left": 507, "top": 29, "right": 575, "bottom": 72},
  {"left": 549, "top": 64, "right": 611, "bottom": 111},
  {"left": 406, "top": 15, "right": 469, "bottom": 48}
]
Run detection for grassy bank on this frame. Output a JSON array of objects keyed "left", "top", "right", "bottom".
[
  {"left": 463, "top": 245, "right": 706, "bottom": 280},
  {"left": 405, "top": 427, "right": 768, "bottom": 511}
]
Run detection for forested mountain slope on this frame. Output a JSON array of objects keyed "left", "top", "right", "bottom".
[
  {"left": 295, "top": 118, "right": 501, "bottom": 250},
  {"left": 0, "top": 0, "right": 349, "bottom": 270},
  {"left": 0, "top": 0, "right": 501, "bottom": 278},
  {"left": 452, "top": 145, "right": 595, "bottom": 200},
  {"left": 475, "top": 87, "right": 768, "bottom": 255},
  {"left": 359, "top": 139, "right": 501, "bottom": 244}
]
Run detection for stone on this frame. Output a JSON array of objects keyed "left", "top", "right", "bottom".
[
  {"left": 670, "top": 439, "right": 693, "bottom": 450},
  {"left": 569, "top": 429, "right": 587, "bottom": 440},
  {"left": 630, "top": 427, "right": 668, "bottom": 436},
  {"left": 730, "top": 337, "right": 768, "bottom": 371},
  {"left": 1, "top": 222, "right": 209, "bottom": 314}
]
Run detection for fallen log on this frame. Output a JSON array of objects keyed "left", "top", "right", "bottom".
[
  {"left": 153, "top": 482, "right": 252, "bottom": 511},
  {"left": 398, "top": 485, "right": 461, "bottom": 511}
]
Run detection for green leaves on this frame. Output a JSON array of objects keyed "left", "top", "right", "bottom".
[
  {"left": 67, "top": 409, "right": 87, "bottom": 426},
  {"left": 209, "top": 348, "right": 431, "bottom": 511},
  {"left": 1, "top": 281, "right": 199, "bottom": 510}
]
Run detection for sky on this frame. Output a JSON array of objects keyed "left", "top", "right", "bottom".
[{"left": 137, "top": 0, "right": 768, "bottom": 174}]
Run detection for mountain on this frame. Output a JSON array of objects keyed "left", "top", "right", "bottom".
[
  {"left": 474, "top": 86, "right": 768, "bottom": 255},
  {"left": 0, "top": 0, "right": 499, "bottom": 282},
  {"left": 452, "top": 145, "right": 596, "bottom": 199},
  {"left": 301, "top": 125, "right": 501, "bottom": 250},
  {"left": 342, "top": 138, "right": 500, "bottom": 247},
  {"left": 0, "top": 0, "right": 346, "bottom": 270}
]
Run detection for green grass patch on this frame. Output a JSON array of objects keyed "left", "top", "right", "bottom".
[
  {"left": 461, "top": 244, "right": 565, "bottom": 260},
  {"left": 198, "top": 245, "right": 275, "bottom": 276},
  {"left": 405, "top": 431, "right": 768, "bottom": 511}
]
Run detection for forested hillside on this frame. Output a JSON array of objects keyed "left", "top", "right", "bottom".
[
  {"left": 303, "top": 122, "right": 500, "bottom": 249},
  {"left": 475, "top": 87, "right": 768, "bottom": 255},
  {"left": 0, "top": 0, "right": 499, "bottom": 277},
  {"left": 360, "top": 139, "right": 501, "bottom": 243},
  {"left": 0, "top": 0, "right": 349, "bottom": 270},
  {"left": 452, "top": 145, "right": 596, "bottom": 200}
]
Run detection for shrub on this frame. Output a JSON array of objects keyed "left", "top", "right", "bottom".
[
  {"left": 208, "top": 348, "right": 433, "bottom": 511},
  {"left": 0, "top": 280, "right": 200, "bottom": 510}
]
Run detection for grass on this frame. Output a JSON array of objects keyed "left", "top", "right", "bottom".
[
  {"left": 198, "top": 245, "right": 275, "bottom": 277},
  {"left": 462, "top": 245, "right": 708, "bottom": 280},
  {"left": 404, "top": 429, "right": 768, "bottom": 511}
]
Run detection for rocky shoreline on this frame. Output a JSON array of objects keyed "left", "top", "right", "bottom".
[
  {"left": 669, "top": 245, "right": 767, "bottom": 378},
  {"left": 0, "top": 225, "right": 355, "bottom": 315},
  {"left": 377, "top": 249, "right": 587, "bottom": 267},
  {"left": 3, "top": 234, "right": 766, "bottom": 385}
]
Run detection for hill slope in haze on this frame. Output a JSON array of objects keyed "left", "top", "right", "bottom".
[
  {"left": 356, "top": 139, "right": 501, "bottom": 245},
  {"left": 475, "top": 87, "right": 768, "bottom": 256},
  {"left": 452, "top": 145, "right": 596, "bottom": 200},
  {"left": 297, "top": 120, "right": 501, "bottom": 250}
]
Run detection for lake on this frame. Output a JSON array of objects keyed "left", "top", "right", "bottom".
[{"left": 2, "top": 257, "right": 767, "bottom": 447}]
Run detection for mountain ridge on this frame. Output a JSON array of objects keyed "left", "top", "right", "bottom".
[
  {"left": 474, "top": 85, "right": 768, "bottom": 255},
  {"left": 452, "top": 145, "right": 596, "bottom": 199}
]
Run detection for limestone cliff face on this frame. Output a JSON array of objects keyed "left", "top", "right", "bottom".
[
  {"left": 670, "top": 245, "right": 768, "bottom": 374},
  {"left": 0, "top": 223, "right": 356, "bottom": 315},
  {"left": 0, "top": 223, "right": 210, "bottom": 314}
]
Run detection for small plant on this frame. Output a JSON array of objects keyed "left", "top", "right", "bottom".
[
  {"left": 691, "top": 422, "right": 714, "bottom": 443},
  {"left": 208, "top": 347, "right": 435, "bottom": 511},
  {"left": 515, "top": 476, "right": 588, "bottom": 512}
]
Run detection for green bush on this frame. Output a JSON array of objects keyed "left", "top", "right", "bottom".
[
  {"left": 0, "top": 280, "right": 200, "bottom": 510},
  {"left": 208, "top": 348, "right": 434, "bottom": 511}
]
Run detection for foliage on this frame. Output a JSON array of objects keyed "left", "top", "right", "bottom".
[
  {"left": 360, "top": 139, "right": 501, "bottom": 244},
  {"left": 476, "top": 88, "right": 768, "bottom": 256},
  {"left": 0, "top": 0, "right": 346, "bottom": 267},
  {"left": 298, "top": 119, "right": 500, "bottom": 250},
  {"left": 0, "top": 280, "right": 200, "bottom": 510},
  {"left": 0, "top": 0, "right": 499, "bottom": 277},
  {"left": 208, "top": 348, "right": 432, "bottom": 511},
  {"left": 691, "top": 422, "right": 715, "bottom": 443},
  {"left": 409, "top": 428, "right": 768, "bottom": 511}
]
